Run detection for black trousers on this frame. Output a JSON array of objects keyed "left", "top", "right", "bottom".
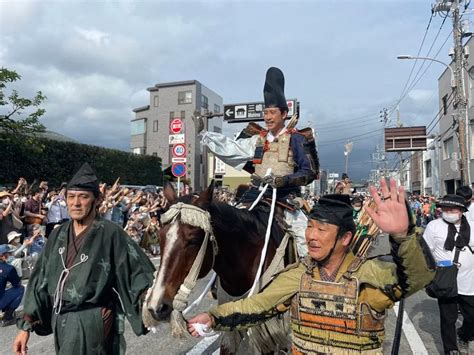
[{"left": 438, "top": 294, "right": 474, "bottom": 354}]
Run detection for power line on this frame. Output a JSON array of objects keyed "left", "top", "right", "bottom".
[
  {"left": 397, "top": 13, "right": 434, "bottom": 102},
  {"left": 402, "top": 15, "right": 449, "bottom": 98},
  {"left": 318, "top": 128, "right": 384, "bottom": 146},
  {"left": 387, "top": 16, "right": 451, "bottom": 126}
]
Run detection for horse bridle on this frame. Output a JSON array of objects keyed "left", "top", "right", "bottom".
[{"left": 160, "top": 202, "right": 219, "bottom": 317}]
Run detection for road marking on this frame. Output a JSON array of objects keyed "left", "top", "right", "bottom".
[
  {"left": 186, "top": 334, "right": 220, "bottom": 355},
  {"left": 393, "top": 302, "right": 428, "bottom": 355}
]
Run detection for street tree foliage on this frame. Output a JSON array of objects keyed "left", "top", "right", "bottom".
[{"left": 0, "top": 68, "right": 46, "bottom": 146}]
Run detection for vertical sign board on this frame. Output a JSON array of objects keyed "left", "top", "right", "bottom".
[
  {"left": 214, "top": 157, "right": 226, "bottom": 175},
  {"left": 169, "top": 117, "right": 186, "bottom": 176}
]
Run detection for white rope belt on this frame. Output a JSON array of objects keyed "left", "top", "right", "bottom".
[{"left": 53, "top": 247, "right": 88, "bottom": 315}]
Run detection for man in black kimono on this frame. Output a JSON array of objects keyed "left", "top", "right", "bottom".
[{"left": 13, "top": 163, "right": 156, "bottom": 354}]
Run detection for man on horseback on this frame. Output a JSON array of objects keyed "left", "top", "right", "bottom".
[
  {"left": 188, "top": 179, "right": 436, "bottom": 354},
  {"left": 194, "top": 67, "right": 319, "bottom": 257}
]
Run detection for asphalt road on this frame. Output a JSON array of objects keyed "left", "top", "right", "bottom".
[{"left": 0, "top": 235, "right": 459, "bottom": 354}]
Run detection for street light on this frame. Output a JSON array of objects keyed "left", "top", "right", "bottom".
[{"left": 397, "top": 55, "right": 456, "bottom": 88}]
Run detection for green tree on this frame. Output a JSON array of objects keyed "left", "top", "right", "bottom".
[{"left": 0, "top": 68, "right": 46, "bottom": 146}]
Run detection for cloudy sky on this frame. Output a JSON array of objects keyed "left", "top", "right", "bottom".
[{"left": 0, "top": 0, "right": 456, "bottom": 179}]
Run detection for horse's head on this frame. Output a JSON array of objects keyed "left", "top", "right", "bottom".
[{"left": 146, "top": 181, "right": 215, "bottom": 321}]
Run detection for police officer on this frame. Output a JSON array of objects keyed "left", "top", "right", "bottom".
[{"left": 0, "top": 244, "right": 25, "bottom": 327}]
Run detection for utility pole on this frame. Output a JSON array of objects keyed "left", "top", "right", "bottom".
[
  {"left": 396, "top": 107, "right": 405, "bottom": 187},
  {"left": 452, "top": 0, "right": 469, "bottom": 186},
  {"left": 433, "top": 0, "right": 470, "bottom": 185}
]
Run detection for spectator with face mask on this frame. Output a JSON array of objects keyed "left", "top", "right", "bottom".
[
  {"left": 0, "top": 191, "right": 22, "bottom": 246},
  {"left": 423, "top": 194, "right": 474, "bottom": 354}
]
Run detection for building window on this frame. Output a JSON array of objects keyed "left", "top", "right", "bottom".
[
  {"left": 443, "top": 136, "right": 454, "bottom": 160},
  {"left": 153, "top": 120, "right": 158, "bottom": 132},
  {"left": 214, "top": 104, "right": 220, "bottom": 113},
  {"left": 178, "top": 91, "right": 192, "bottom": 104},
  {"left": 201, "top": 95, "right": 208, "bottom": 109},
  {"left": 442, "top": 94, "right": 448, "bottom": 115},
  {"left": 132, "top": 147, "right": 144, "bottom": 155},
  {"left": 131, "top": 119, "right": 146, "bottom": 135},
  {"left": 153, "top": 96, "right": 159, "bottom": 107},
  {"left": 169, "top": 111, "right": 174, "bottom": 120},
  {"left": 425, "top": 159, "right": 432, "bottom": 178},
  {"left": 181, "top": 110, "right": 185, "bottom": 119}
]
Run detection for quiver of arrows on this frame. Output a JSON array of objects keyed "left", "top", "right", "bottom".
[{"left": 350, "top": 199, "right": 381, "bottom": 259}]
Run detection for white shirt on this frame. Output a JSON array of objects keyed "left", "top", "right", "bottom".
[{"left": 423, "top": 218, "right": 474, "bottom": 295}]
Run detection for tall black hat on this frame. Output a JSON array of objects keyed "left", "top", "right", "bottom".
[
  {"left": 67, "top": 163, "right": 100, "bottom": 197},
  {"left": 263, "top": 67, "right": 288, "bottom": 109}
]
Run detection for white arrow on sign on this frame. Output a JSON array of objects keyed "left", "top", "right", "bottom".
[{"left": 225, "top": 108, "right": 234, "bottom": 117}]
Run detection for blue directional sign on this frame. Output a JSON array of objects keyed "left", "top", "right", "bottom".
[{"left": 171, "top": 162, "right": 186, "bottom": 178}]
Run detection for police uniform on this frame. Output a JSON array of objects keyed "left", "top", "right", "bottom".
[
  {"left": 205, "top": 196, "right": 435, "bottom": 354},
  {"left": 201, "top": 67, "right": 319, "bottom": 256},
  {"left": 0, "top": 245, "right": 25, "bottom": 326}
]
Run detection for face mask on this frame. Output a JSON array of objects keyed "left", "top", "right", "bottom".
[
  {"left": 2, "top": 198, "right": 10, "bottom": 205},
  {"left": 21, "top": 197, "right": 27, "bottom": 203},
  {"left": 442, "top": 212, "right": 461, "bottom": 224},
  {"left": 353, "top": 207, "right": 362, "bottom": 212},
  {"left": 13, "top": 197, "right": 19, "bottom": 203}
]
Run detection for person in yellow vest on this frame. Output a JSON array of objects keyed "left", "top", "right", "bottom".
[{"left": 187, "top": 178, "right": 435, "bottom": 354}]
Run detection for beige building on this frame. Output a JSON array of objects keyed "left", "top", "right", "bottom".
[
  {"left": 207, "top": 154, "right": 251, "bottom": 190},
  {"left": 131, "top": 80, "right": 223, "bottom": 190}
]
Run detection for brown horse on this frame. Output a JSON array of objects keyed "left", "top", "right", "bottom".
[{"left": 145, "top": 182, "right": 292, "bottom": 352}]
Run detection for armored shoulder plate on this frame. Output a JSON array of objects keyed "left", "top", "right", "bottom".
[
  {"left": 295, "top": 127, "right": 315, "bottom": 141},
  {"left": 236, "top": 122, "right": 265, "bottom": 140}
]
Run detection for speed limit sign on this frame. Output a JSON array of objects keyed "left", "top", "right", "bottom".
[{"left": 172, "top": 143, "right": 187, "bottom": 157}]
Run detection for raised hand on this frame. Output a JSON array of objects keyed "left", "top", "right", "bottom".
[{"left": 365, "top": 178, "right": 408, "bottom": 237}]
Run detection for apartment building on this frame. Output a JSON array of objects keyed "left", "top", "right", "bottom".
[{"left": 131, "top": 80, "right": 223, "bottom": 190}]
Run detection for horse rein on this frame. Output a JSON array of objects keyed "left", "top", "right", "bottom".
[{"left": 160, "top": 202, "right": 218, "bottom": 317}]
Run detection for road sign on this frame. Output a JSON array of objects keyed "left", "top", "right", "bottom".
[
  {"left": 169, "top": 134, "right": 185, "bottom": 144},
  {"left": 214, "top": 157, "right": 226, "bottom": 174},
  {"left": 172, "top": 157, "right": 187, "bottom": 163},
  {"left": 223, "top": 99, "right": 298, "bottom": 123},
  {"left": 172, "top": 143, "right": 187, "bottom": 157},
  {"left": 170, "top": 118, "right": 183, "bottom": 134},
  {"left": 171, "top": 163, "right": 186, "bottom": 178}
]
